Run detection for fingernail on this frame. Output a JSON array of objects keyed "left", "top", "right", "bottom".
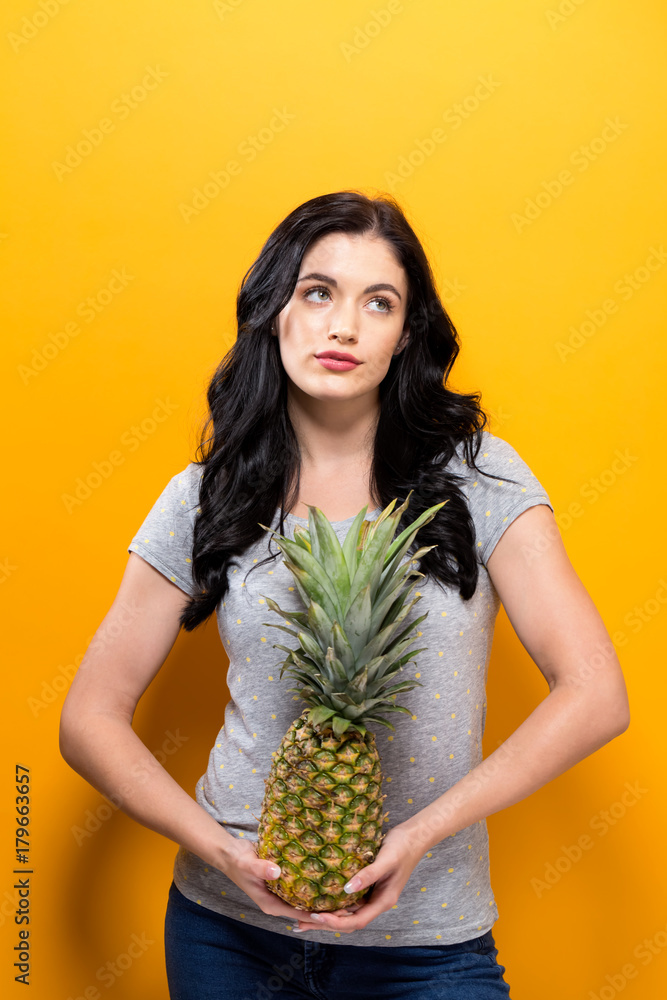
[
  {"left": 268, "top": 865, "right": 281, "bottom": 879},
  {"left": 292, "top": 925, "right": 304, "bottom": 933},
  {"left": 309, "top": 913, "right": 323, "bottom": 921},
  {"left": 344, "top": 877, "right": 361, "bottom": 893}
]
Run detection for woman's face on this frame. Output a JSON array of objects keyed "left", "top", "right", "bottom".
[{"left": 272, "top": 231, "right": 409, "bottom": 407}]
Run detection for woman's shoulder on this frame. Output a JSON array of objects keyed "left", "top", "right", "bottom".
[
  {"left": 162, "top": 460, "right": 204, "bottom": 493},
  {"left": 457, "top": 429, "right": 520, "bottom": 465},
  {"left": 140, "top": 460, "right": 204, "bottom": 519},
  {"left": 438, "top": 430, "right": 550, "bottom": 500},
  {"left": 433, "top": 429, "right": 512, "bottom": 471},
  {"left": 174, "top": 460, "right": 204, "bottom": 489}
]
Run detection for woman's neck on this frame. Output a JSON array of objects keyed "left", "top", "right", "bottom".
[
  {"left": 283, "top": 385, "right": 383, "bottom": 520},
  {"left": 287, "top": 385, "right": 379, "bottom": 469}
]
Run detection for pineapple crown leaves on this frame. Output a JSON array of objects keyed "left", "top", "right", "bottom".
[{"left": 257, "top": 493, "right": 447, "bottom": 736}]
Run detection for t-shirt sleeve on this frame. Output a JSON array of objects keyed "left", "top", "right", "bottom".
[
  {"left": 126, "top": 462, "right": 203, "bottom": 596},
  {"left": 459, "top": 432, "right": 553, "bottom": 567}
]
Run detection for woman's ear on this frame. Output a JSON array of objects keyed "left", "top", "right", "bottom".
[{"left": 394, "top": 326, "right": 409, "bottom": 354}]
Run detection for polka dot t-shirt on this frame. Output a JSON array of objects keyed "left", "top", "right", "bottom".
[{"left": 127, "top": 431, "right": 552, "bottom": 947}]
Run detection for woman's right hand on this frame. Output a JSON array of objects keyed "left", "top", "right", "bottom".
[{"left": 219, "top": 838, "right": 359, "bottom": 923}]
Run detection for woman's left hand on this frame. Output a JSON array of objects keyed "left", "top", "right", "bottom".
[{"left": 291, "top": 824, "right": 425, "bottom": 934}]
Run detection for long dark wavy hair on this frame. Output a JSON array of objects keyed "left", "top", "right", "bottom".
[{"left": 179, "top": 189, "right": 521, "bottom": 632}]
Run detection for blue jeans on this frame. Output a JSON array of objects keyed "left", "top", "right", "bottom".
[{"left": 164, "top": 881, "right": 512, "bottom": 999}]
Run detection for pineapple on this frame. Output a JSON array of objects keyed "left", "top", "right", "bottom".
[{"left": 255, "top": 490, "right": 447, "bottom": 913}]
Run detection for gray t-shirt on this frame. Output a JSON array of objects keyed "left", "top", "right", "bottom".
[{"left": 128, "top": 430, "right": 552, "bottom": 947}]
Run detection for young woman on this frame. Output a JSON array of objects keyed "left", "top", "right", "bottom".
[{"left": 60, "top": 190, "right": 630, "bottom": 999}]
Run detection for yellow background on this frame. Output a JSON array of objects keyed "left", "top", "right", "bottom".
[{"left": 2, "top": 0, "right": 665, "bottom": 996}]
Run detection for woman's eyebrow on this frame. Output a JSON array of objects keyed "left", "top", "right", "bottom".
[{"left": 296, "top": 271, "right": 402, "bottom": 301}]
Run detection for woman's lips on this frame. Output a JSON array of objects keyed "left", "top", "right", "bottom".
[{"left": 316, "top": 357, "right": 360, "bottom": 371}]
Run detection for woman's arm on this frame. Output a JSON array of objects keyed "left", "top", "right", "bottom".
[
  {"left": 59, "top": 553, "right": 240, "bottom": 867},
  {"left": 59, "top": 554, "right": 341, "bottom": 921},
  {"left": 293, "top": 503, "right": 631, "bottom": 933},
  {"left": 400, "top": 502, "right": 630, "bottom": 851}
]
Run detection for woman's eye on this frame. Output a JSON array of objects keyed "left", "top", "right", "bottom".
[
  {"left": 369, "top": 297, "right": 393, "bottom": 313},
  {"left": 304, "top": 286, "right": 331, "bottom": 302}
]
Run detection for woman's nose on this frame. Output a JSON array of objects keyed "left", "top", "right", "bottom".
[{"left": 327, "top": 302, "right": 359, "bottom": 341}]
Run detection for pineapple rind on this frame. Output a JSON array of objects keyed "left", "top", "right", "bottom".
[{"left": 257, "top": 711, "right": 386, "bottom": 912}]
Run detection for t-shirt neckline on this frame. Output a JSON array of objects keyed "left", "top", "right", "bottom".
[{"left": 285, "top": 506, "right": 382, "bottom": 527}]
